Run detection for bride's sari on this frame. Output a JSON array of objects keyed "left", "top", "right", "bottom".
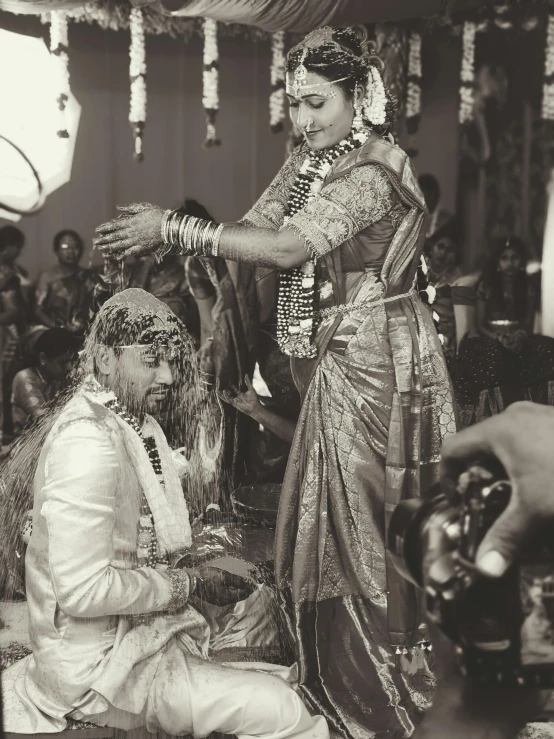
[{"left": 242, "top": 134, "right": 457, "bottom": 738}]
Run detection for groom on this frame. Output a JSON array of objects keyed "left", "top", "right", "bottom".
[{"left": 2, "top": 289, "right": 328, "bottom": 739}]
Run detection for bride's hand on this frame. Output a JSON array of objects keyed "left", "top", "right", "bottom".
[{"left": 93, "top": 203, "right": 166, "bottom": 259}]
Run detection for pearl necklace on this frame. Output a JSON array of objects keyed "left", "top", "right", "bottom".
[{"left": 277, "top": 129, "right": 369, "bottom": 358}]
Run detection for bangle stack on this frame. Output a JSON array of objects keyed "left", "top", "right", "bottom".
[{"left": 159, "top": 209, "right": 224, "bottom": 261}]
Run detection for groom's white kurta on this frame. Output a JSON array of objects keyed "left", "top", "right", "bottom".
[{"left": 2, "top": 384, "right": 328, "bottom": 739}]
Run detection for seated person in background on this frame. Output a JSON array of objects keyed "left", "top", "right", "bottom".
[
  {"left": 11, "top": 327, "right": 77, "bottom": 437},
  {"left": 456, "top": 236, "right": 554, "bottom": 426},
  {"left": 424, "top": 230, "right": 476, "bottom": 369},
  {"left": 34, "top": 229, "right": 99, "bottom": 338},
  {"left": 0, "top": 225, "right": 32, "bottom": 308},
  {"left": 1, "top": 288, "right": 328, "bottom": 739},
  {"left": 418, "top": 173, "right": 455, "bottom": 239},
  {"left": 0, "top": 229, "right": 28, "bottom": 444}
]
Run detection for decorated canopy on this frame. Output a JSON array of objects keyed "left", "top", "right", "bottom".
[{"left": 0, "top": 0, "right": 494, "bottom": 29}]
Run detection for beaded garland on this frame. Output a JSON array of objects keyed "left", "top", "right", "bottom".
[
  {"left": 277, "top": 128, "right": 369, "bottom": 358},
  {"left": 104, "top": 395, "right": 169, "bottom": 569}
]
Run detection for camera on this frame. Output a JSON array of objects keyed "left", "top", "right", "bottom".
[{"left": 388, "top": 459, "right": 554, "bottom": 687}]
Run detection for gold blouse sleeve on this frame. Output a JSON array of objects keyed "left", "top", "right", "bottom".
[
  {"left": 239, "top": 145, "right": 306, "bottom": 230},
  {"left": 282, "top": 164, "right": 397, "bottom": 259}
]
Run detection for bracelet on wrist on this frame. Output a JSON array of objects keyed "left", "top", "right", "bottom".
[{"left": 159, "top": 209, "right": 225, "bottom": 260}]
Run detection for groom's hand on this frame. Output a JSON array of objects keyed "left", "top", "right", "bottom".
[{"left": 194, "top": 566, "right": 256, "bottom": 607}]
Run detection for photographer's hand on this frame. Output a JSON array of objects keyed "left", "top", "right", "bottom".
[{"left": 440, "top": 402, "right": 554, "bottom": 578}]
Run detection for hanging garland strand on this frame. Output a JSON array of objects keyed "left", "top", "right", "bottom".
[
  {"left": 50, "top": 10, "right": 70, "bottom": 139},
  {"left": 405, "top": 30, "right": 422, "bottom": 136},
  {"left": 459, "top": 20, "right": 476, "bottom": 126},
  {"left": 270, "top": 31, "right": 286, "bottom": 133},
  {"left": 129, "top": 7, "right": 147, "bottom": 162},
  {"left": 542, "top": 15, "right": 554, "bottom": 121},
  {"left": 202, "top": 18, "right": 220, "bottom": 148}
]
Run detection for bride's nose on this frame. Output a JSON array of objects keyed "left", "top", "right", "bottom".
[{"left": 296, "top": 105, "right": 314, "bottom": 131}]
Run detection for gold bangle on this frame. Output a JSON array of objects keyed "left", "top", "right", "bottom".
[
  {"left": 190, "top": 218, "right": 203, "bottom": 253},
  {"left": 178, "top": 214, "right": 189, "bottom": 255},
  {"left": 186, "top": 216, "right": 199, "bottom": 254},
  {"left": 199, "top": 220, "right": 214, "bottom": 256},
  {"left": 181, "top": 216, "right": 196, "bottom": 255},
  {"left": 170, "top": 211, "right": 182, "bottom": 247},
  {"left": 161, "top": 209, "right": 172, "bottom": 244},
  {"left": 212, "top": 223, "right": 224, "bottom": 257}
]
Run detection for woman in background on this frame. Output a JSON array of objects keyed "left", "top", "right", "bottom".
[
  {"left": 424, "top": 230, "right": 476, "bottom": 370},
  {"left": 34, "top": 230, "right": 98, "bottom": 338},
  {"left": 456, "top": 236, "right": 554, "bottom": 425}
]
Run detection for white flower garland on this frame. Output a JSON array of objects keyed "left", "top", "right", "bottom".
[
  {"left": 364, "top": 66, "right": 387, "bottom": 127},
  {"left": 406, "top": 31, "right": 422, "bottom": 132},
  {"left": 202, "top": 18, "right": 220, "bottom": 147},
  {"left": 129, "top": 7, "right": 146, "bottom": 161},
  {"left": 542, "top": 15, "right": 554, "bottom": 121},
  {"left": 50, "top": 11, "right": 71, "bottom": 138},
  {"left": 270, "top": 31, "right": 286, "bottom": 133},
  {"left": 459, "top": 21, "right": 476, "bottom": 126}
]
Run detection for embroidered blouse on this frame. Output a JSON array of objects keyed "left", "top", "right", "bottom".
[{"left": 240, "top": 143, "right": 409, "bottom": 274}]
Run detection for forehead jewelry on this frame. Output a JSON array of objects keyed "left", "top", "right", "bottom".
[
  {"left": 293, "top": 47, "right": 309, "bottom": 97},
  {"left": 287, "top": 75, "right": 351, "bottom": 101}
]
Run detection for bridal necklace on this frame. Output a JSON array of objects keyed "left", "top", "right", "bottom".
[{"left": 277, "top": 128, "right": 369, "bottom": 358}]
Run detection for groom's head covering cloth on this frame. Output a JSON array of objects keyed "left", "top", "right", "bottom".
[{"left": 84, "top": 288, "right": 190, "bottom": 357}]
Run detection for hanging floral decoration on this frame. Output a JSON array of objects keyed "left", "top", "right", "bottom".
[
  {"left": 542, "top": 15, "right": 554, "bottom": 121},
  {"left": 202, "top": 18, "right": 220, "bottom": 148},
  {"left": 50, "top": 11, "right": 71, "bottom": 139},
  {"left": 405, "top": 30, "right": 422, "bottom": 135},
  {"left": 459, "top": 20, "right": 476, "bottom": 126},
  {"left": 129, "top": 7, "right": 147, "bottom": 162},
  {"left": 270, "top": 31, "right": 286, "bottom": 133},
  {"left": 364, "top": 65, "right": 388, "bottom": 127}
]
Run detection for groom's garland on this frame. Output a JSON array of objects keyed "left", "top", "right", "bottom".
[
  {"left": 103, "top": 395, "right": 169, "bottom": 569},
  {"left": 97, "top": 388, "right": 195, "bottom": 617}
]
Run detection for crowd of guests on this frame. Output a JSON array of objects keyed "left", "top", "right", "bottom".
[{"left": 417, "top": 173, "right": 554, "bottom": 428}]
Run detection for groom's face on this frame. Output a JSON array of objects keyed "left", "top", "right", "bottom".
[{"left": 112, "top": 345, "right": 175, "bottom": 415}]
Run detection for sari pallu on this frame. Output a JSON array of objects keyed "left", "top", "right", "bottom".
[{"left": 274, "top": 139, "right": 457, "bottom": 738}]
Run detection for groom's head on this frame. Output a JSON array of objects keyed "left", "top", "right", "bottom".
[{"left": 86, "top": 289, "right": 190, "bottom": 416}]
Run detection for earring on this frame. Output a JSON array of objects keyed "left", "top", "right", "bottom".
[{"left": 352, "top": 103, "right": 364, "bottom": 131}]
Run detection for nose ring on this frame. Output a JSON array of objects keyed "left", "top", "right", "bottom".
[{"left": 304, "top": 117, "right": 315, "bottom": 133}]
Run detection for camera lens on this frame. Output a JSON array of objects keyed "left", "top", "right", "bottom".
[{"left": 388, "top": 484, "right": 461, "bottom": 588}]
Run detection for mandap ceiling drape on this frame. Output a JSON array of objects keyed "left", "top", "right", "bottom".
[{"left": 0, "top": 0, "right": 495, "bottom": 29}]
